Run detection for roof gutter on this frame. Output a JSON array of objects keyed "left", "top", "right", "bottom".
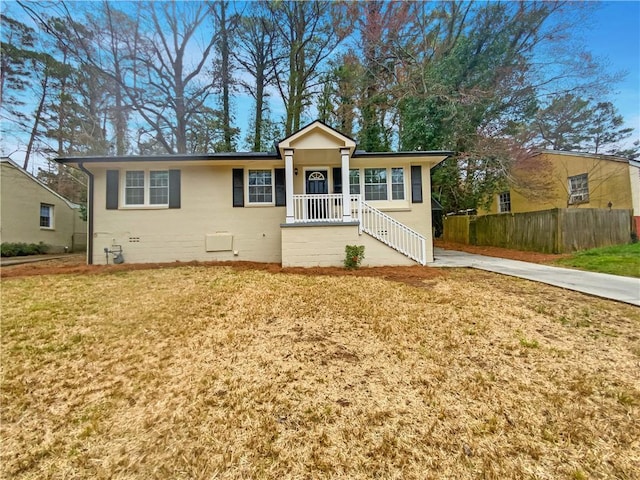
[{"left": 77, "top": 162, "right": 94, "bottom": 265}]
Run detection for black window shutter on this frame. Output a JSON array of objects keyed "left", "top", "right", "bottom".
[
  {"left": 168, "top": 169, "right": 181, "bottom": 208},
  {"left": 232, "top": 168, "right": 244, "bottom": 207},
  {"left": 411, "top": 165, "right": 423, "bottom": 203},
  {"left": 106, "top": 170, "right": 119, "bottom": 209},
  {"left": 275, "top": 168, "right": 286, "bottom": 206},
  {"left": 332, "top": 167, "right": 342, "bottom": 194}
]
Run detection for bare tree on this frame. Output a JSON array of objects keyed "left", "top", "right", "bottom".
[
  {"left": 268, "top": 1, "right": 350, "bottom": 135},
  {"left": 233, "top": 2, "right": 282, "bottom": 151},
  {"left": 130, "top": 2, "right": 218, "bottom": 153},
  {"left": 23, "top": 1, "right": 219, "bottom": 154},
  {"left": 211, "top": 1, "right": 240, "bottom": 152}
]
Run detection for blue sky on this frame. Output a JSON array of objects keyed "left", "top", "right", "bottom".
[
  {"left": 239, "top": 1, "right": 640, "bottom": 148},
  {"left": 1, "top": 0, "right": 639, "bottom": 169},
  {"left": 589, "top": 1, "right": 640, "bottom": 137}
]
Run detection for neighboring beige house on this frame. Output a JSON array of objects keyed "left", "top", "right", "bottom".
[
  {"left": 56, "top": 121, "right": 450, "bottom": 266},
  {"left": 0, "top": 158, "right": 87, "bottom": 252},
  {"left": 630, "top": 159, "right": 640, "bottom": 234},
  {"left": 482, "top": 150, "right": 637, "bottom": 217}
]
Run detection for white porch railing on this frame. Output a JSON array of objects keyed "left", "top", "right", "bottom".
[
  {"left": 357, "top": 200, "right": 427, "bottom": 266},
  {"left": 292, "top": 194, "right": 347, "bottom": 222},
  {"left": 291, "top": 193, "right": 427, "bottom": 265}
]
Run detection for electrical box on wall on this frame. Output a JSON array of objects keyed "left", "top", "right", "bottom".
[{"left": 205, "top": 233, "right": 233, "bottom": 252}]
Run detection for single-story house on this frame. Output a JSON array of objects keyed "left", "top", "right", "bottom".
[
  {"left": 0, "top": 157, "right": 87, "bottom": 252},
  {"left": 56, "top": 121, "right": 451, "bottom": 266}
]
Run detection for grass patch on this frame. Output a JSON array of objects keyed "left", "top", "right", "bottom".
[
  {"left": 1, "top": 267, "right": 639, "bottom": 479},
  {"left": 519, "top": 337, "right": 540, "bottom": 349},
  {"left": 554, "top": 242, "right": 640, "bottom": 277}
]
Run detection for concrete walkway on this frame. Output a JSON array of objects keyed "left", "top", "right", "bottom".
[{"left": 432, "top": 248, "right": 640, "bottom": 307}]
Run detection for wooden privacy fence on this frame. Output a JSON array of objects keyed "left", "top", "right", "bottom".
[
  {"left": 444, "top": 208, "right": 632, "bottom": 253},
  {"left": 560, "top": 209, "right": 632, "bottom": 252},
  {"left": 442, "top": 215, "right": 473, "bottom": 245}
]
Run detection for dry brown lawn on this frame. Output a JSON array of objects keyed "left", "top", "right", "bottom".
[{"left": 1, "top": 266, "right": 639, "bottom": 479}]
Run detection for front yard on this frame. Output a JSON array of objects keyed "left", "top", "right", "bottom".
[{"left": 1, "top": 266, "right": 639, "bottom": 479}]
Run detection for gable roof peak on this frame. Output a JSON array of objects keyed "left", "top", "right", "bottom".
[{"left": 277, "top": 120, "right": 357, "bottom": 155}]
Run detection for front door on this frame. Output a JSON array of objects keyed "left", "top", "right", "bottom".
[
  {"left": 305, "top": 170, "right": 328, "bottom": 219},
  {"left": 305, "top": 170, "right": 328, "bottom": 194}
]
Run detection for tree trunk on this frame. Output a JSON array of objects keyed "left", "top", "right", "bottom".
[
  {"left": 114, "top": 82, "right": 126, "bottom": 155},
  {"left": 24, "top": 74, "right": 49, "bottom": 171},
  {"left": 254, "top": 73, "right": 264, "bottom": 151},
  {"left": 219, "top": 2, "right": 232, "bottom": 151},
  {"left": 174, "top": 65, "right": 187, "bottom": 154}
]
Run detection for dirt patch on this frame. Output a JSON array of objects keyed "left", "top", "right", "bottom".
[
  {"left": 435, "top": 239, "right": 570, "bottom": 263},
  {"left": 1, "top": 242, "right": 563, "bottom": 282},
  {"left": 0, "top": 254, "right": 446, "bottom": 287}
]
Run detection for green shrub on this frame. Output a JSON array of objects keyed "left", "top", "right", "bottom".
[
  {"left": 344, "top": 245, "right": 365, "bottom": 269},
  {"left": 1, "top": 242, "right": 49, "bottom": 257}
]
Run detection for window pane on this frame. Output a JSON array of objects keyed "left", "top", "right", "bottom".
[
  {"left": 150, "top": 171, "right": 168, "bottom": 187},
  {"left": 568, "top": 173, "right": 589, "bottom": 204},
  {"left": 126, "top": 171, "right": 144, "bottom": 187},
  {"left": 499, "top": 192, "right": 511, "bottom": 212},
  {"left": 149, "top": 188, "right": 168, "bottom": 204},
  {"left": 365, "top": 184, "right": 387, "bottom": 200},
  {"left": 126, "top": 188, "right": 144, "bottom": 205},
  {"left": 125, "top": 171, "right": 145, "bottom": 205},
  {"left": 150, "top": 171, "right": 169, "bottom": 204},
  {"left": 364, "top": 168, "right": 387, "bottom": 201},
  {"left": 349, "top": 169, "right": 360, "bottom": 194},
  {"left": 248, "top": 170, "right": 272, "bottom": 203},
  {"left": 249, "top": 170, "right": 271, "bottom": 185},
  {"left": 40, "top": 204, "right": 52, "bottom": 227},
  {"left": 249, "top": 186, "right": 272, "bottom": 203},
  {"left": 391, "top": 167, "right": 404, "bottom": 200},
  {"left": 365, "top": 168, "right": 386, "bottom": 184}
]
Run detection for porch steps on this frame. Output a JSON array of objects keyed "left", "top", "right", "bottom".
[{"left": 357, "top": 201, "right": 427, "bottom": 265}]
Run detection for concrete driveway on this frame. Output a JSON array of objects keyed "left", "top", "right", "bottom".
[{"left": 432, "top": 248, "right": 640, "bottom": 307}]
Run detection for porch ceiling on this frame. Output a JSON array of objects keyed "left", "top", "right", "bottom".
[{"left": 291, "top": 148, "right": 343, "bottom": 165}]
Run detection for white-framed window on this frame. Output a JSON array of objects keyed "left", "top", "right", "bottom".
[
  {"left": 149, "top": 171, "right": 169, "bottom": 204},
  {"left": 498, "top": 191, "right": 511, "bottom": 213},
  {"left": 391, "top": 168, "right": 404, "bottom": 200},
  {"left": 364, "top": 168, "right": 388, "bottom": 201},
  {"left": 125, "top": 171, "right": 145, "bottom": 205},
  {"left": 124, "top": 170, "right": 169, "bottom": 206},
  {"left": 248, "top": 169, "right": 273, "bottom": 204},
  {"left": 568, "top": 173, "right": 589, "bottom": 204},
  {"left": 349, "top": 169, "right": 360, "bottom": 194},
  {"left": 353, "top": 167, "right": 405, "bottom": 201},
  {"left": 40, "top": 203, "right": 53, "bottom": 228}
]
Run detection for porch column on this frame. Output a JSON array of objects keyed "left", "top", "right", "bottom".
[
  {"left": 285, "top": 148, "right": 295, "bottom": 224},
  {"left": 340, "top": 148, "right": 352, "bottom": 221}
]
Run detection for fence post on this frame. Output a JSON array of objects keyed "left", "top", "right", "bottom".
[
  {"left": 469, "top": 216, "right": 477, "bottom": 245},
  {"left": 554, "top": 208, "right": 563, "bottom": 254}
]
